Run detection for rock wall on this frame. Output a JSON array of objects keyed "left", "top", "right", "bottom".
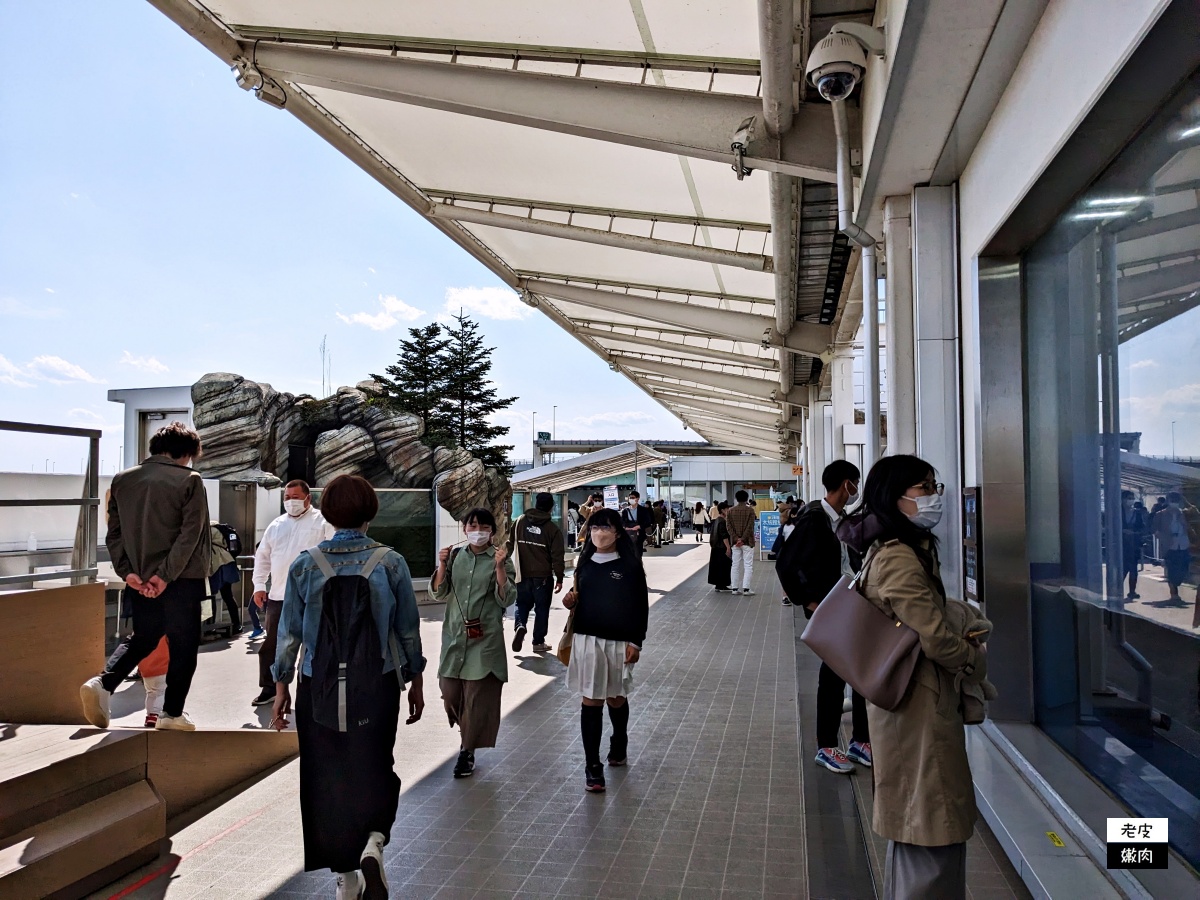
[{"left": 191, "top": 373, "right": 510, "bottom": 528}]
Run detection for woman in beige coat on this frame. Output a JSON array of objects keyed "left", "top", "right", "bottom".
[{"left": 839, "top": 454, "right": 988, "bottom": 900}]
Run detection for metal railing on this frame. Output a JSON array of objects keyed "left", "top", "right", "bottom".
[{"left": 0, "top": 420, "right": 101, "bottom": 586}]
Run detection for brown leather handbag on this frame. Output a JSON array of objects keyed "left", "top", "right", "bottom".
[{"left": 800, "top": 551, "right": 921, "bottom": 710}]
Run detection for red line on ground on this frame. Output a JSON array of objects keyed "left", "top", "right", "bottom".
[{"left": 105, "top": 807, "right": 267, "bottom": 900}]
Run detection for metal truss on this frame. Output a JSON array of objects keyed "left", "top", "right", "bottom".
[
  {"left": 624, "top": 357, "right": 807, "bottom": 405},
  {"left": 528, "top": 279, "right": 832, "bottom": 356},
  {"left": 519, "top": 272, "right": 775, "bottom": 309},
  {"left": 251, "top": 43, "right": 840, "bottom": 181},
  {"left": 658, "top": 393, "right": 803, "bottom": 431},
  {"left": 1117, "top": 258, "right": 1200, "bottom": 303},
  {"left": 649, "top": 383, "right": 784, "bottom": 412},
  {"left": 233, "top": 26, "right": 763, "bottom": 77},
  {"left": 579, "top": 327, "right": 777, "bottom": 370}
]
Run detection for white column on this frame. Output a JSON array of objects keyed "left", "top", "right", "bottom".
[
  {"left": 830, "top": 348, "right": 855, "bottom": 464},
  {"left": 862, "top": 245, "right": 881, "bottom": 472},
  {"left": 912, "top": 186, "right": 963, "bottom": 598},
  {"left": 808, "top": 385, "right": 827, "bottom": 499},
  {"left": 884, "top": 195, "right": 917, "bottom": 455}
]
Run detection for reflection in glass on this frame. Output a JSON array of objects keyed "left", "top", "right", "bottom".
[
  {"left": 311, "top": 488, "right": 435, "bottom": 579},
  {"left": 1024, "top": 75, "right": 1200, "bottom": 868}
]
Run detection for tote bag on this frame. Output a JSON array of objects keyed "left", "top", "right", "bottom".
[{"left": 799, "top": 552, "right": 921, "bottom": 710}]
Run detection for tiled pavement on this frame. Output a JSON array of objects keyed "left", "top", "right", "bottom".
[{"left": 94, "top": 540, "right": 1030, "bottom": 899}]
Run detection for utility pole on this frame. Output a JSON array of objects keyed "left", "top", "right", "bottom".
[{"left": 532, "top": 411, "right": 538, "bottom": 468}]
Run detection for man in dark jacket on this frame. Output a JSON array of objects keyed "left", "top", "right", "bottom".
[
  {"left": 776, "top": 460, "right": 871, "bottom": 775},
  {"left": 507, "top": 492, "right": 565, "bottom": 652},
  {"left": 621, "top": 491, "right": 655, "bottom": 557},
  {"left": 81, "top": 422, "right": 211, "bottom": 732}
]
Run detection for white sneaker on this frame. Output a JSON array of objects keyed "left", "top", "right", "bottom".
[
  {"left": 155, "top": 712, "right": 197, "bottom": 731},
  {"left": 742, "top": 589, "right": 755, "bottom": 596},
  {"left": 80, "top": 676, "right": 111, "bottom": 729},
  {"left": 335, "top": 870, "right": 364, "bottom": 900},
  {"left": 360, "top": 831, "right": 388, "bottom": 899}
]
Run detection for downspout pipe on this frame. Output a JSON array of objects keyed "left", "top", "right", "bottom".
[{"left": 832, "top": 99, "right": 881, "bottom": 471}]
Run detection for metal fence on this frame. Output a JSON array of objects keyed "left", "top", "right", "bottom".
[{"left": 0, "top": 420, "right": 101, "bottom": 587}]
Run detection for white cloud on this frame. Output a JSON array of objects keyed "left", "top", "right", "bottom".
[
  {"left": 368, "top": 267, "right": 376, "bottom": 274},
  {"left": 337, "top": 294, "right": 426, "bottom": 330},
  {"left": 1129, "top": 359, "right": 1159, "bottom": 370},
  {"left": 0, "top": 297, "right": 62, "bottom": 319},
  {"left": 26, "top": 355, "right": 105, "bottom": 384},
  {"left": 445, "top": 286, "right": 530, "bottom": 321},
  {"left": 69, "top": 192, "right": 79, "bottom": 199},
  {"left": 119, "top": 350, "right": 169, "bottom": 374},
  {"left": 44, "top": 287, "right": 55, "bottom": 294},
  {"left": 0, "top": 355, "right": 34, "bottom": 388},
  {"left": 571, "top": 411, "right": 656, "bottom": 427},
  {"left": 67, "top": 408, "right": 104, "bottom": 422},
  {"left": 1126, "top": 382, "right": 1200, "bottom": 417}
]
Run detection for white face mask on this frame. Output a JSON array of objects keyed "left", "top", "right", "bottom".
[
  {"left": 283, "top": 498, "right": 307, "bottom": 517},
  {"left": 465, "top": 530, "right": 492, "bottom": 547},
  {"left": 906, "top": 493, "right": 943, "bottom": 529}
]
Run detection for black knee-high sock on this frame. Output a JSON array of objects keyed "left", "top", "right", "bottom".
[
  {"left": 608, "top": 702, "right": 629, "bottom": 758},
  {"left": 581, "top": 704, "right": 604, "bottom": 767}
]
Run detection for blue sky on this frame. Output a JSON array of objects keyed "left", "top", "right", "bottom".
[{"left": 0, "top": 0, "right": 691, "bottom": 475}]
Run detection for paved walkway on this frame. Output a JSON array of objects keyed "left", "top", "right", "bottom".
[{"left": 93, "top": 541, "right": 1027, "bottom": 899}]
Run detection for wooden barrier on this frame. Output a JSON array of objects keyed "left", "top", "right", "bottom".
[{"left": 0, "top": 584, "right": 105, "bottom": 725}]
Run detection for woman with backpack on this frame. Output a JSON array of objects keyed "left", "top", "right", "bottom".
[
  {"left": 433, "top": 507, "right": 517, "bottom": 779},
  {"left": 563, "top": 507, "right": 649, "bottom": 792},
  {"left": 271, "top": 474, "right": 426, "bottom": 900}
]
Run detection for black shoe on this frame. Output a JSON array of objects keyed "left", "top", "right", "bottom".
[
  {"left": 782, "top": 597, "right": 793, "bottom": 606},
  {"left": 585, "top": 762, "right": 606, "bottom": 792},
  {"left": 453, "top": 749, "right": 475, "bottom": 778},
  {"left": 512, "top": 624, "right": 527, "bottom": 652},
  {"left": 251, "top": 688, "right": 275, "bottom": 707}
]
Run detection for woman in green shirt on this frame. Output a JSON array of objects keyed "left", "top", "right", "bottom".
[{"left": 432, "top": 507, "right": 517, "bottom": 778}]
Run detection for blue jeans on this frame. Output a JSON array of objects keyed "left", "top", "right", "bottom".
[{"left": 514, "top": 577, "right": 553, "bottom": 645}]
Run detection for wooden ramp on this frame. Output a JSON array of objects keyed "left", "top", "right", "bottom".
[{"left": 0, "top": 725, "right": 297, "bottom": 899}]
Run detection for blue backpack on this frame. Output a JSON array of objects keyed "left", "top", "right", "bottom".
[{"left": 307, "top": 545, "right": 406, "bottom": 732}]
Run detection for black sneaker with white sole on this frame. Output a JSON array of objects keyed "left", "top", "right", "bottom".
[
  {"left": 453, "top": 749, "right": 475, "bottom": 778},
  {"left": 512, "top": 624, "right": 527, "bottom": 652},
  {"left": 585, "top": 763, "right": 606, "bottom": 792},
  {"left": 251, "top": 687, "right": 275, "bottom": 707}
]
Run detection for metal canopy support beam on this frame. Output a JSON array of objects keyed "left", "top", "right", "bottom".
[
  {"left": 527, "top": 279, "right": 832, "bottom": 356},
  {"left": 685, "top": 410, "right": 784, "bottom": 437},
  {"left": 1117, "top": 259, "right": 1200, "bottom": 303},
  {"left": 523, "top": 273, "right": 775, "bottom": 309},
  {"left": 685, "top": 422, "right": 789, "bottom": 457},
  {"left": 658, "top": 393, "right": 804, "bottom": 431},
  {"left": 649, "top": 382, "right": 783, "bottom": 412},
  {"left": 252, "top": 43, "right": 839, "bottom": 181},
  {"left": 623, "top": 356, "right": 807, "bottom": 405},
  {"left": 429, "top": 202, "right": 773, "bottom": 271},
  {"left": 579, "top": 327, "right": 778, "bottom": 370}
]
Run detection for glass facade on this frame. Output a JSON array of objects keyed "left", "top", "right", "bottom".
[
  {"left": 1023, "top": 73, "right": 1200, "bottom": 868},
  {"left": 311, "top": 488, "right": 436, "bottom": 579}
]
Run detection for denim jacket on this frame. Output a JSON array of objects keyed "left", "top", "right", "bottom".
[{"left": 272, "top": 533, "right": 426, "bottom": 684}]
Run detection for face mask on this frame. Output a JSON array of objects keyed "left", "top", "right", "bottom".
[
  {"left": 284, "top": 498, "right": 306, "bottom": 516},
  {"left": 628, "top": 499, "right": 638, "bottom": 506},
  {"left": 465, "top": 530, "right": 492, "bottom": 547},
  {"left": 906, "top": 493, "right": 943, "bottom": 529}
]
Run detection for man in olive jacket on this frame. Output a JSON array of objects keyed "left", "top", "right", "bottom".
[
  {"left": 80, "top": 422, "right": 211, "bottom": 731},
  {"left": 507, "top": 492, "right": 565, "bottom": 652}
]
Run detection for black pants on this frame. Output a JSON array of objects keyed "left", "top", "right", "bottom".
[
  {"left": 297, "top": 674, "right": 400, "bottom": 873},
  {"left": 259, "top": 599, "right": 285, "bottom": 688},
  {"left": 100, "top": 579, "right": 203, "bottom": 717},
  {"left": 514, "top": 577, "right": 553, "bottom": 645},
  {"left": 817, "top": 661, "right": 869, "bottom": 749},
  {"left": 215, "top": 583, "right": 241, "bottom": 629}
]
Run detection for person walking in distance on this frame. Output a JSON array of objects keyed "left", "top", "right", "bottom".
[
  {"left": 776, "top": 461, "right": 870, "bottom": 774},
  {"left": 691, "top": 501, "right": 710, "bottom": 542},
  {"left": 563, "top": 508, "right": 649, "bottom": 792},
  {"left": 724, "top": 491, "right": 758, "bottom": 595},
  {"left": 433, "top": 508, "right": 517, "bottom": 778},
  {"left": 621, "top": 491, "right": 655, "bottom": 558},
  {"left": 81, "top": 422, "right": 210, "bottom": 731},
  {"left": 251, "top": 480, "right": 334, "bottom": 707},
  {"left": 270, "top": 474, "right": 426, "bottom": 900},
  {"left": 508, "top": 492, "right": 565, "bottom": 653}
]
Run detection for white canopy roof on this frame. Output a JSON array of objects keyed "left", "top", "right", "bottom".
[
  {"left": 510, "top": 441, "right": 668, "bottom": 494},
  {"left": 147, "top": 0, "right": 863, "bottom": 459}
]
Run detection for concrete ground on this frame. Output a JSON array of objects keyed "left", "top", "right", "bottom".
[{"left": 93, "top": 542, "right": 1028, "bottom": 899}]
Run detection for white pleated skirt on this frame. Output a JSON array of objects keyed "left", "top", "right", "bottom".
[{"left": 567, "top": 633, "right": 635, "bottom": 700}]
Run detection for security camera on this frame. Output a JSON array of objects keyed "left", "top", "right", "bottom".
[{"left": 805, "top": 23, "right": 885, "bottom": 102}]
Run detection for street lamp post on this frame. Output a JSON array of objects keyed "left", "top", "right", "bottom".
[
  {"left": 552, "top": 405, "right": 557, "bottom": 465},
  {"left": 1172, "top": 420, "right": 1177, "bottom": 459}
]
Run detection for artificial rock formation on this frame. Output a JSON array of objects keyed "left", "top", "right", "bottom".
[{"left": 190, "top": 373, "right": 510, "bottom": 526}]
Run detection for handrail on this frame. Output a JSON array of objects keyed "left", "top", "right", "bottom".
[{"left": 0, "top": 420, "right": 101, "bottom": 587}]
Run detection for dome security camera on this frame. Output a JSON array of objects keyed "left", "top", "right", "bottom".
[{"left": 805, "top": 23, "right": 886, "bottom": 102}]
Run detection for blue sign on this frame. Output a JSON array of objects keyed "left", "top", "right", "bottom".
[{"left": 759, "top": 511, "right": 780, "bottom": 553}]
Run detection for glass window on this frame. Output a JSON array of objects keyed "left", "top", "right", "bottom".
[
  {"left": 312, "top": 488, "right": 435, "bottom": 579},
  {"left": 1023, "top": 75, "right": 1200, "bottom": 868}
]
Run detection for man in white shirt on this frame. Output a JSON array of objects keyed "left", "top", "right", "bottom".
[{"left": 250, "top": 479, "right": 334, "bottom": 706}]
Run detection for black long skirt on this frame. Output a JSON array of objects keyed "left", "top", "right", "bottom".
[
  {"left": 296, "top": 673, "right": 401, "bottom": 873},
  {"left": 707, "top": 544, "right": 732, "bottom": 588}
]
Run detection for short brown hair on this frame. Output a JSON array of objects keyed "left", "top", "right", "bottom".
[
  {"left": 284, "top": 479, "right": 311, "bottom": 495},
  {"left": 148, "top": 421, "right": 202, "bottom": 459},
  {"left": 319, "top": 474, "right": 379, "bottom": 528}
]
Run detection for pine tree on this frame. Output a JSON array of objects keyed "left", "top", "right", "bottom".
[
  {"left": 370, "top": 323, "right": 453, "bottom": 446},
  {"left": 440, "top": 311, "right": 517, "bottom": 469}
]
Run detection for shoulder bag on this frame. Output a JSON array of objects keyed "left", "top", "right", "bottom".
[
  {"left": 556, "top": 572, "right": 580, "bottom": 666},
  {"left": 799, "top": 548, "right": 921, "bottom": 711}
]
